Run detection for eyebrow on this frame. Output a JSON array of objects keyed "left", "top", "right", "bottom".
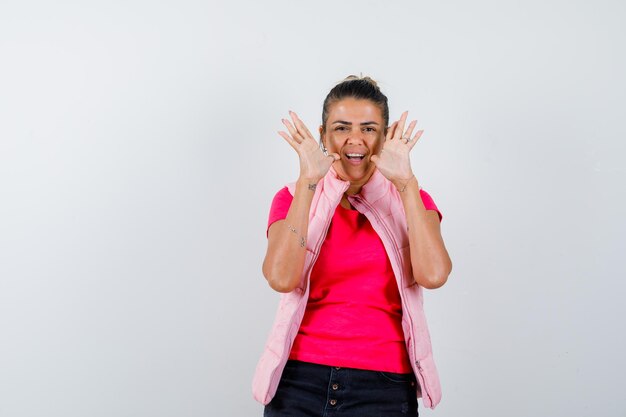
[{"left": 332, "top": 120, "right": 380, "bottom": 126}]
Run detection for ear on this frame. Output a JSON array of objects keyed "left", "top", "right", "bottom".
[{"left": 319, "top": 125, "right": 326, "bottom": 148}]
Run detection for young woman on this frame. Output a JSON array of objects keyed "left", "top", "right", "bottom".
[{"left": 253, "top": 76, "right": 452, "bottom": 416}]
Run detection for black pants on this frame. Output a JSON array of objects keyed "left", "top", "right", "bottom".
[{"left": 264, "top": 360, "right": 419, "bottom": 417}]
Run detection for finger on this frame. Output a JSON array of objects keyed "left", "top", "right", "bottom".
[
  {"left": 370, "top": 154, "right": 379, "bottom": 164},
  {"left": 393, "top": 111, "right": 409, "bottom": 140},
  {"left": 386, "top": 121, "right": 398, "bottom": 141},
  {"left": 408, "top": 130, "right": 424, "bottom": 150},
  {"left": 288, "top": 111, "right": 310, "bottom": 142},
  {"left": 290, "top": 111, "right": 315, "bottom": 141},
  {"left": 282, "top": 118, "right": 303, "bottom": 143},
  {"left": 278, "top": 131, "right": 298, "bottom": 150},
  {"left": 327, "top": 152, "right": 340, "bottom": 161},
  {"left": 403, "top": 120, "right": 417, "bottom": 142}
]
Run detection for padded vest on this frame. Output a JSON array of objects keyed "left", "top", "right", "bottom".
[{"left": 252, "top": 167, "right": 442, "bottom": 409}]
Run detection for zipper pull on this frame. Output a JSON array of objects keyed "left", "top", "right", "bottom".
[{"left": 415, "top": 360, "right": 423, "bottom": 372}]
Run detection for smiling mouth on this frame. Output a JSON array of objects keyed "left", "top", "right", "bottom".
[{"left": 345, "top": 153, "right": 365, "bottom": 160}]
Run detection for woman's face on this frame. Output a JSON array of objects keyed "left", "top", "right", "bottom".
[{"left": 320, "top": 98, "right": 386, "bottom": 187}]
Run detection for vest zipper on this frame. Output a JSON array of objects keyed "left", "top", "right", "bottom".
[
  {"left": 268, "top": 184, "right": 348, "bottom": 397},
  {"left": 304, "top": 184, "right": 349, "bottom": 291},
  {"left": 350, "top": 195, "right": 433, "bottom": 406}
]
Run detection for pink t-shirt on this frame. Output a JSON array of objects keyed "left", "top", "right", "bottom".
[{"left": 267, "top": 186, "right": 442, "bottom": 373}]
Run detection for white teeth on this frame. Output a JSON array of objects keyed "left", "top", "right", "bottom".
[{"left": 346, "top": 153, "right": 365, "bottom": 158}]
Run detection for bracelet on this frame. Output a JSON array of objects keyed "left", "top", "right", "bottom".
[
  {"left": 287, "top": 224, "right": 306, "bottom": 248},
  {"left": 396, "top": 175, "right": 415, "bottom": 192}
]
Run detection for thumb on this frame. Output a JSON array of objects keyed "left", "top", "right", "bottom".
[
  {"left": 370, "top": 154, "right": 379, "bottom": 164},
  {"left": 328, "top": 152, "right": 340, "bottom": 161}
]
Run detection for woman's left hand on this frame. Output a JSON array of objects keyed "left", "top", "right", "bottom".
[{"left": 370, "top": 111, "right": 423, "bottom": 184}]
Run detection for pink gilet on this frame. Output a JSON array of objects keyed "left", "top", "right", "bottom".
[{"left": 252, "top": 167, "right": 443, "bottom": 409}]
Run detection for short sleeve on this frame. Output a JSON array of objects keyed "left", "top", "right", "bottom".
[
  {"left": 267, "top": 186, "right": 294, "bottom": 236},
  {"left": 419, "top": 188, "right": 443, "bottom": 222}
]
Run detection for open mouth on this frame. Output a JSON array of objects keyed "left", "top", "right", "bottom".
[{"left": 345, "top": 153, "right": 365, "bottom": 160}]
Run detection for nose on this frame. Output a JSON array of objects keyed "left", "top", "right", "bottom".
[{"left": 346, "top": 130, "right": 365, "bottom": 145}]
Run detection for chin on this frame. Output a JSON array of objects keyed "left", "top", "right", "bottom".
[{"left": 335, "top": 162, "right": 374, "bottom": 183}]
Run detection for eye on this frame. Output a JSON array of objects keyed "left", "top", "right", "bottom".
[
  {"left": 335, "top": 126, "right": 347, "bottom": 131},
  {"left": 364, "top": 127, "right": 376, "bottom": 132}
]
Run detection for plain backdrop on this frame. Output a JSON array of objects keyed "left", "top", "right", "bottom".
[{"left": 1, "top": 1, "right": 625, "bottom": 416}]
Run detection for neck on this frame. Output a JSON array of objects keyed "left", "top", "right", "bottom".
[
  {"left": 346, "top": 183, "right": 364, "bottom": 195},
  {"left": 345, "top": 166, "right": 376, "bottom": 195}
]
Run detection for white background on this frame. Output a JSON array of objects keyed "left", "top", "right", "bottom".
[{"left": 1, "top": 1, "right": 625, "bottom": 416}]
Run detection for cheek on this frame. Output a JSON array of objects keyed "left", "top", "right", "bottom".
[
  {"left": 327, "top": 137, "right": 343, "bottom": 152},
  {"left": 371, "top": 137, "right": 384, "bottom": 153}
]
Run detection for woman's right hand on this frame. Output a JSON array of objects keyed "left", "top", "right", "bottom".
[{"left": 278, "top": 111, "right": 340, "bottom": 183}]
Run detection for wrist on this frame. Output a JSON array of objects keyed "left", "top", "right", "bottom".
[
  {"left": 296, "top": 176, "right": 321, "bottom": 192},
  {"left": 391, "top": 174, "right": 417, "bottom": 192}
]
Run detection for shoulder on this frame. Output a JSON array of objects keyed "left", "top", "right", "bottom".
[
  {"left": 418, "top": 187, "right": 443, "bottom": 222},
  {"left": 266, "top": 187, "right": 293, "bottom": 236},
  {"left": 272, "top": 186, "right": 293, "bottom": 202}
]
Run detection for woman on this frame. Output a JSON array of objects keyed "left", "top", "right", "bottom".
[{"left": 253, "top": 76, "right": 452, "bottom": 416}]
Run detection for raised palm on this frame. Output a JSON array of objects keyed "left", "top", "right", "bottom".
[
  {"left": 371, "top": 111, "right": 424, "bottom": 182},
  {"left": 278, "top": 111, "right": 339, "bottom": 182}
]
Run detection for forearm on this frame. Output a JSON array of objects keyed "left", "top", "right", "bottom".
[
  {"left": 262, "top": 177, "right": 318, "bottom": 292},
  {"left": 393, "top": 177, "right": 452, "bottom": 289}
]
